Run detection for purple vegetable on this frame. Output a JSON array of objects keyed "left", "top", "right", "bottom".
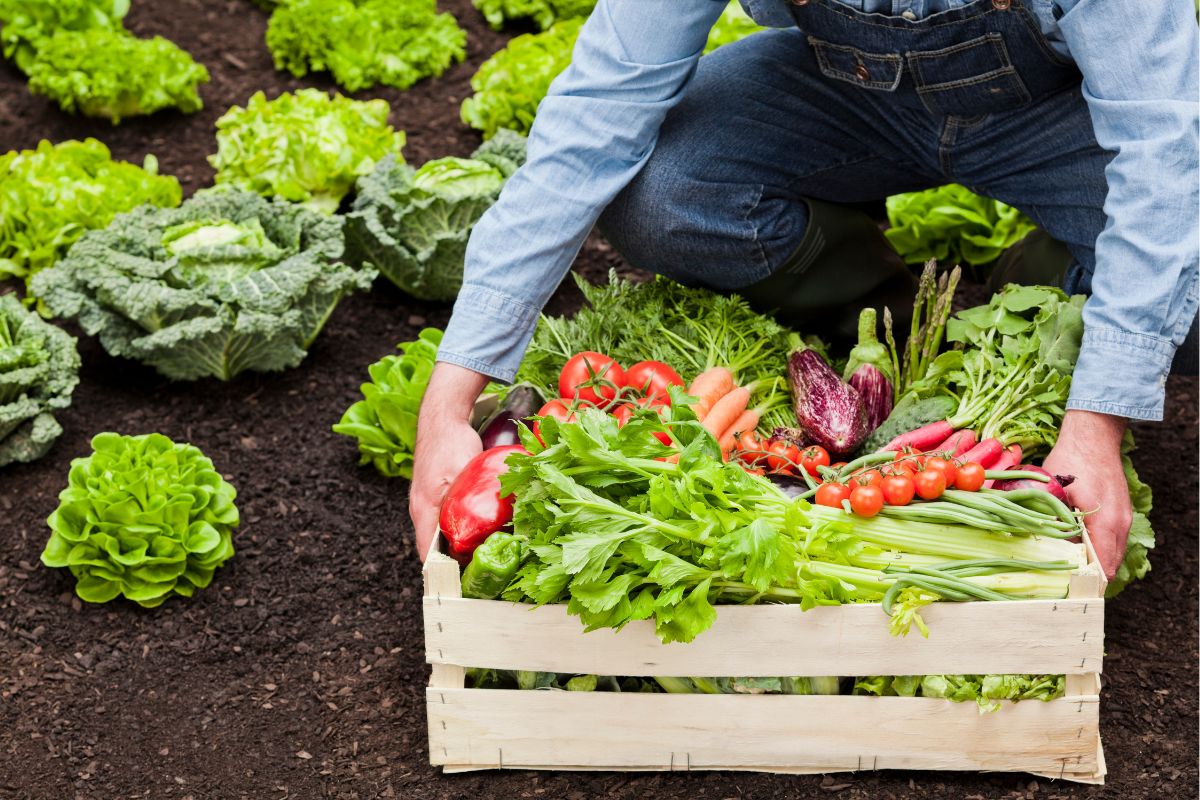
[
  {"left": 848, "top": 363, "right": 893, "bottom": 432},
  {"left": 992, "top": 464, "right": 1072, "bottom": 503},
  {"left": 786, "top": 348, "right": 869, "bottom": 458},
  {"left": 478, "top": 386, "right": 542, "bottom": 450}
]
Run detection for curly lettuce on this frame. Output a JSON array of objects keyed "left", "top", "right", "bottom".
[
  {"left": 854, "top": 674, "right": 1064, "bottom": 713},
  {"left": 885, "top": 184, "right": 1037, "bottom": 268},
  {"left": 344, "top": 131, "right": 526, "bottom": 300},
  {"left": 472, "top": 0, "right": 594, "bottom": 30},
  {"left": 31, "top": 188, "right": 375, "bottom": 381},
  {"left": 333, "top": 327, "right": 442, "bottom": 479},
  {"left": 1, "top": 138, "right": 181, "bottom": 288},
  {"left": 26, "top": 29, "right": 209, "bottom": 123},
  {"left": 0, "top": 293, "right": 80, "bottom": 466},
  {"left": 209, "top": 89, "right": 405, "bottom": 213},
  {"left": 1107, "top": 432, "right": 1155, "bottom": 597},
  {"left": 461, "top": 17, "right": 582, "bottom": 139},
  {"left": 266, "top": 0, "right": 465, "bottom": 92},
  {"left": 41, "top": 432, "right": 237, "bottom": 607},
  {"left": 0, "top": 0, "right": 128, "bottom": 72}
]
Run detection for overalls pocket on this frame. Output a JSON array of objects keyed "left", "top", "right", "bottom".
[
  {"left": 907, "top": 33, "right": 1032, "bottom": 117},
  {"left": 808, "top": 37, "right": 904, "bottom": 92}
]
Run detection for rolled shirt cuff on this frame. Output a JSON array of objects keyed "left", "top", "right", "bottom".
[
  {"left": 1066, "top": 326, "right": 1175, "bottom": 422},
  {"left": 436, "top": 284, "right": 542, "bottom": 384}
]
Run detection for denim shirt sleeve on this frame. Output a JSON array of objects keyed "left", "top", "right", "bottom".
[
  {"left": 438, "top": 0, "right": 727, "bottom": 382},
  {"left": 1053, "top": 0, "right": 1200, "bottom": 421}
]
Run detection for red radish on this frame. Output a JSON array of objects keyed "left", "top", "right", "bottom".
[
  {"left": 958, "top": 438, "right": 1004, "bottom": 469},
  {"left": 933, "top": 429, "right": 976, "bottom": 457},
  {"left": 880, "top": 420, "right": 954, "bottom": 452},
  {"left": 991, "top": 464, "right": 1072, "bottom": 502},
  {"left": 982, "top": 445, "right": 1023, "bottom": 489}
]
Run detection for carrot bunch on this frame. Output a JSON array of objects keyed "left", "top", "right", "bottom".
[{"left": 688, "top": 367, "right": 760, "bottom": 460}]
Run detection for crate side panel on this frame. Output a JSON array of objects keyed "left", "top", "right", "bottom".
[
  {"left": 426, "top": 690, "right": 1100, "bottom": 775},
  {"left": 423, "top": 597, "right": 1103, "bottom": 676}
]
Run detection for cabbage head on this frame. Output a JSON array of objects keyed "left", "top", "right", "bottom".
[
  {"left": 31, "top": 188, "right": 375, "bottom": 381},
  {"left": 0, "top": 292, "right": 80, "bottom": 466},
  {"left": 41, "top": 432, "right": 237, "bottom": 607},
  {"left": 345, "top": 131, "right": 526, "bottom": 300}
]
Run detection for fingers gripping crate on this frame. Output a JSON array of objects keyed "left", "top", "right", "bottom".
[{"left": 422, "top": 538, "right": 1106, "bottom": 783}]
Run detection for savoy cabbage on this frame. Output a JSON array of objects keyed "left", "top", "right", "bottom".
[{"left": 31, "top": 188, "right": 375, "bottom": 381}]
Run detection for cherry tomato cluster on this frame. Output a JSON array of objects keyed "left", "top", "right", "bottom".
[
  {"left": 734, "top": 433, "right": 830, "bottom": 479},
  {"left": 535, "top": 351, "right": 685, "bottom": 443},
  {"left": 815, "top": 447, "right": 988, "bottom": 517}
]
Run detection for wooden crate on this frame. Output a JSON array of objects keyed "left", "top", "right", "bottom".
[{"left": 423, "top": 536, "right": 1106, "bottom": 783}]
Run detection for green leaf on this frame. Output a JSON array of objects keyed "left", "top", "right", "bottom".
[
  {"left": 885, "top": 184, "right": 1037, "bottom": 268},
  {"left": 716, "top": 518, "right": 793, "bottom": 594},
  {"left": 654, "top": 577, "right": 717, "bottom": 644},
  {"left": 472, "top": 0, "right": 594, "bottom": 30}
]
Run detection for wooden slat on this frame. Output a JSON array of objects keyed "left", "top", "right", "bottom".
[
  {"left": 427, "top": 689, "right": 1100, "bottom": 777},
  {"left": 423, "top": 551, "right": 465, "bottom": 690},
  {"left": 424, "top": 595, "right": 1103, "bottom": 676}
]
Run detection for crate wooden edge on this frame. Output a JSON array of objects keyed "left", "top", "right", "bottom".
[
  {"left": 425, "top": 688, "right": 1104, "bottom": 782},
  {"left": 422, "top": 528, "right": 1106, "bottom": 783}
]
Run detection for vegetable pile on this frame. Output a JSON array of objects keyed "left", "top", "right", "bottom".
[
  {"left": 266, "top": 0, "right": 466, "bottom": 92},
  {"left": 344, "top": 131, "right": 527, "bottom": 300},
  {"left": 32, "top": 188, "right": 374, "bottom": 381},
  {"left": 0, "top": 293, "right": 80, "bottom": 467},
  {"left": 0, "top": 0, "right": 209, "bottom": 123},
  {"left": 209, "top": 89, "right": 406, "bottom": 213},
  {"left": 1, "top": 138, "right": 181, "bottom": 290},
  {"left": 40, "top": 432, "right": 238, "bottom": 607}
]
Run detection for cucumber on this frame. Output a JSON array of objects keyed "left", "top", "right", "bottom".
[{"left": 858, "top": 394, "right": 957, "bottom": 454}]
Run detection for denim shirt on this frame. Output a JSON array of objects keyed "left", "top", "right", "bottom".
[{"left": 440, "top": 0, "right": 1200, "bottom": 422}]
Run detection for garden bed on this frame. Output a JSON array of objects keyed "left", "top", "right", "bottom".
[{"left": 0, "top": 1, "right": 1196, "bottom": 799}]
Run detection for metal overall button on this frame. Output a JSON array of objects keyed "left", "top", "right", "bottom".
[
  {"left": 791, "top": 0, "right": 810, "bottom": 6},
  {"left": 992, "top": 0, "right": 1011, "bottom": 9},
  {"left": 855, "top": 63, "right": 871, "bottom": 81}
]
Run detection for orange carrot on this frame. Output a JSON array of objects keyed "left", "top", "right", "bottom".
[
  {"left": 717, "top": 409, "right": 760, "bottom": 456},
  {"left": 688, "top": 367, "right": 734, "bottom": 419},
  {"left": 701, "top": 386, "right": 750, "bottom": 440}
]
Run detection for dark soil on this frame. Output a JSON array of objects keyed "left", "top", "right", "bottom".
[{"left": 1, "top": 2, "right": 1196, "bottom": 798}]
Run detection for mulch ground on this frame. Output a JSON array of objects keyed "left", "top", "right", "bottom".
[{"left": 1, "top": 2, "right": 1196, "bottom": 798}]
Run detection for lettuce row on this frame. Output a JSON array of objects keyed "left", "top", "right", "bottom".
[
  {"left": 266, "top": 0, "right": 466, "bottom": 93},
  {"left": 344, "top": 130, "right": 527, "bottom": 300},
  {"left": 1, "top": 138, "right": 182, "bottom": 288},
  {"left": 31, "top": 188, "right": 375, "bottom": 381},
  {"left": 40, "top": 432, "right": 237, "bottom": 607},
  {"left": 0, "top": 293, "right": 80, "bottom": 467},
  {"left": 0, "top": 0, "right": 208, "bottom": 122},
  {"left": 210, "top": 89, "right": 406, "bottom": 214}
]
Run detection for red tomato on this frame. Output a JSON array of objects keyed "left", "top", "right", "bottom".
[
  {"left": 622, "top": 361, "right": 684, "bottom": 402},
  {"left": 559, "top": 351, "right": 624, "bottom": 406},
  {"left": 853, "top": 469, "right": 884, "bottom": 487},
  {"left": 533, "top": 399, "right": 575, "bottom": 444},
  {"left": 881, "top": 473, "right": 916, "bottom": 506},
  {"left": 849, "top": 484, "right": 885, "bottom": 517},
  {"left": 735, "top": 431, "right": 764, "bottom": 466},
  {"left": 611, "top": 403, "right": 635, "bottom": 427},
  {"left": 914, "top": 469, "right": 947, "bottom": 500},
  {"left": 925, "top": 456, "right": 958, "bottom": 486},
  {"left": 799, "top": 445, "right": 830, "bottom": 477},
  {"left": 766, "top": 440, "right": 800, "bottom": 473},
  {"left": 830, "top": 461, "right": 848, "bottom": 470},
  {"left": 954, "top": 461, "right": 986, "bottom": 492},
  {"left": 815, "top": 482, "right": 852, "bottom": 508}
]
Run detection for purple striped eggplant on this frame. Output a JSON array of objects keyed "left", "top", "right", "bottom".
[
  {"left": 786, "top": 348, "right": 869, "bottom": 458},
  {"left": 848, "top": 363, "right": 894, "bottom": 432}
]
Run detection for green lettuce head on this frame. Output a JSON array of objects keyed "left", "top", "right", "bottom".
[
  {"left": 41, "top": 432, "right": 238, "bottom": 607},
  {"left": 885, "top": 184, "right": 1037, "bottom": 268}
]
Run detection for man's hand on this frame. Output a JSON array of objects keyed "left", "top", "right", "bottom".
[
  {"left": 409, "top": 363, "right": 489, "bottom": 560},
  {"left": 1042, "top": 409, "right": 1132, "bottom": 580}
]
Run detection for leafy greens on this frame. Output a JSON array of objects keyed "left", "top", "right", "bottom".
[
  {"left": 854, "top": 673, "right": 1064, "bottom": 712},
  {"left": 704, "top": 1, "right": 764, "bottom": 53},
  {"left": 1, "top": 138, "right": 181, "bottom": 289},
  {"left": 31, "top": 188, "right": 374, "bottom": 381},
  {"left": 40, "top": 432, "right": 237, "bottom": 607},
  {"left": 266, "top": 0, "right": 465, "bottom": 92},
  {"left": 885, "top": 184, "right": 1037, "bottom": 268},
  {"left": 0, "top": 293, "right": 80, "bottom": 467},
  {"left": 472, "top": 0, "right": 593, "bottom": 30},
  {"left": 333, "top": 327, "right": 442, "bottom": 479},
  {"left": 344, "top": 131, "right": 527, "bottom": 300},
  {"left": 0, "top": 0, "right": 127, "bottom": 72},
  {"left": 209, "top": 89, "right": 405, "bottom": 213}
]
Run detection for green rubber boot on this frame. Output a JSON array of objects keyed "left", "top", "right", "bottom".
[{"left": 737, "top": 197, "right": 917, "bottom": 342}]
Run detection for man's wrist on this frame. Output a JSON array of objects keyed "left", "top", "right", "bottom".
[
  {"left": 422, "top": 362, "right": 490, "bottom": 422},
  {"left": 1059, "top": 409, "right": 1127, "bottom": 451}
]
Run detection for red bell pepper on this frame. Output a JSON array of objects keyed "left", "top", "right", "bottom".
[{"left": 439, "top": 445, "right": 527, "bottom": 564}]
